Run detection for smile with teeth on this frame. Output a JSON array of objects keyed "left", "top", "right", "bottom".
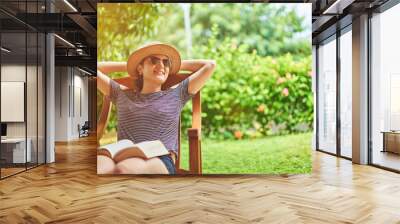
[{"left": 154, "top": 71, "right": 165, "bottom": 76}]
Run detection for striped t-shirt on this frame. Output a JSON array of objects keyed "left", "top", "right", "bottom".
[{"left": 109, "top": 78, "right": 194, "bottom": 156}]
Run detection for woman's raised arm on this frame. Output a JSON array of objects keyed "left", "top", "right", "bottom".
[
  {"left": 180, "top": 59, "right": 216, "bottom": 95},
  {"left": 97, "top": 62, "right": 127, "bottom": 96}
]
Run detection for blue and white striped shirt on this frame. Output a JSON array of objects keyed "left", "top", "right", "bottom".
[{"left": 109, "top": 78, "right": 194, "bottom": 156}]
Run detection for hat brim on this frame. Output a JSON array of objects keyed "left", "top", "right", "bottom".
[{"left": 127, "top": 43, "right": 181, "bottom": 79}]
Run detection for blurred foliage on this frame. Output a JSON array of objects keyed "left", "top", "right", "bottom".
[
  {"left": 154, "top": 4, "right": 310, "bottom": 59},
  {"left": 97, "top": 3, "right": 312, "bottom": 140},
  {"left": 97, "top": 3, "right": 162, "bottom": 62},
  {"left": 97, "top": 3, "right": 164, "bottom": 131},
  {"left": 180, "top": 26, "right": 312, "bottom": 140}
]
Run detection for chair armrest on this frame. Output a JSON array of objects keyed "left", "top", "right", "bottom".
[
  {"left": 191, "top": 92, "right": 202, "bottom": 137},
  {"left": 97, "top": 95, "right": 112, "bottom": 144},
  {"left": 188, "top": 128, "right": 202, "bottom": 174}
]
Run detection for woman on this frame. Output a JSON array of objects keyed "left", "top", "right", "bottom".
[{"left": 97, "top": 42, "right": 216, "bottom": 174}]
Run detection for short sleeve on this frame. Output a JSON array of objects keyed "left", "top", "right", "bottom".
[
  {"left": 179, "top": 78, "right": 195, "bottom": 107},
  {"left": 109, "top": 79, "right": 122, "bottom": 103}
]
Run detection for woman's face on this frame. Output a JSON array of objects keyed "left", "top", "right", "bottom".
[{"left": 137, "top": 54, "right": 171, "bottom": 86}]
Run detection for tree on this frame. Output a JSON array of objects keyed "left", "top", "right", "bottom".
[
  {"left": 97, "top": 3, "right": 163, "bottom": 62},
  {"left": 97, "top": 4, "right": 164, "bottom": 132},
  {"left": 191, "top": 4, "right": 309, "bottom": 57},
  {"left": 153, "top": 4, "right": 310, "bottom": 58}
]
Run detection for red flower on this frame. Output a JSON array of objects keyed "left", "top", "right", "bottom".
[
  {"left": 276, "top": 77, "right": 286, "bottom": 84},
  {"left": 282, "top": 88, "right": 289, "bottom": 96},
  {"left": 234, "top": 131, "right": 243, "bottom": 139},
  {"left": 257, "top": 104, "right": 266, "bottom": 113}
]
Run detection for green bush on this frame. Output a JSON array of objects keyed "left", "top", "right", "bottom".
[{"left": 181, "top": 26, "right": 313, "bottom": 140}]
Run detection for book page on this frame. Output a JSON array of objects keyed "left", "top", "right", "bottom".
[
  {"left": 99, "top": 139, "right": 135, "bottom": 158},
  {"left": 136, "top": 140, "right": 169, "bottom": 158}
]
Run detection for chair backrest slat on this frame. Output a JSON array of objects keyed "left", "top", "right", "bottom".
[{"left": 97, "top": 95, "right": 112, "bottom": 143}]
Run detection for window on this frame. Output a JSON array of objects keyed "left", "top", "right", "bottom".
[
  {"left": 371, "top": 3, "right": 400, "bottom": 171},
  {"left": 317, "top": 36, "right": 337, "bottom": 154},
  {"left": 339, "top": 28, "right": 352, "bottom": 158},
  {"left": 0, "top": 1, "right": 46, "bottom": 179}
]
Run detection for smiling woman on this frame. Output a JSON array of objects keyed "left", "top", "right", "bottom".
[
  {"left": 97, "top": 3, "right": 313, "bottom": 175},
  {"left": 136, "top": 54, "right": 172, "bottom": 94},
  {"left": 97, "top": 42, "right": 216, "bottom": 175}
]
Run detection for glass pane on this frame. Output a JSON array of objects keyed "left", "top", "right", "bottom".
[
  {"left": 1, "top": 1, "right": 26, "bottom": 12},
  {"left": 318, "top": 37, "right": 337, "bottom": 154},
  {"left": 340, "top": 29, "right": 352, "bottom": 158},
  {"left": 371, "top": 4, "right": 400, "bottom": 171},
  {"left": 38, "top": 32, "right": 45, "bottom": 165},
  {"left": 27, "top": 31, "right": 38, "bottom": 169},
  {"left": 1, "top": 30, "right": 27, "bottom": 177}
]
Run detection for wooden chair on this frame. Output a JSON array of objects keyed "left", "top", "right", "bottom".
[{"left": 97, "top": 73, "right": 202, "bottom": 174}]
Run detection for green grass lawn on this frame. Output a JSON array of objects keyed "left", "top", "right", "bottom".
[
  {"left": 179, "top": 132, "right": 312, "bottom": 174},
  {"left": 101, "top": 132, "right": 312, "bottom": 174}
]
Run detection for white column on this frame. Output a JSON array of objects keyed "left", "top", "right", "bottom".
[
  {"left": 352, "top": 14, "right": 369, "bottom": 164},
  {"left": 45, "top": 0, "right": 55, "bottom": 163},
  {"left": 46, "top": 33, "right": 55, "bottom": 163}
]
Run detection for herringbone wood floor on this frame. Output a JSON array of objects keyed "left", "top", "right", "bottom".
[{"left": 1, "top": 136, "right": 400, "bottom": 224}]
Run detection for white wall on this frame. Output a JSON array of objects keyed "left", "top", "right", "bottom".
[
  {"left": 1, "top": 65, "right": 29, "bottom": 138},
  {"left": 75, "top": 70, "right": 89, "bottom": 139},
  {"left": 55, "top": 67, "right": 69, "bottom": 141},
  {"left": 54, "top": 67, "right": 89, "bottom": 141},
  {"left": 1, "top": 64, "right": 26, "bottom": 153},
  {"left": 1, "top": 64, "right": 46, "bottom": 163}
]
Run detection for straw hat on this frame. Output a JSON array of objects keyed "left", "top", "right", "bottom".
[{"left": 127, "top": 42, "right": 181, "bottom": 79}]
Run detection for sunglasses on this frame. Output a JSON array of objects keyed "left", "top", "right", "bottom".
[{"left": 147, "top": 56, "right": 171, "bottom": 68}]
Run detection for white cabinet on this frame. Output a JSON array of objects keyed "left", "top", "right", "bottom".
[{"left": 1, "top": 138, "right": 32, "bottom": 163}]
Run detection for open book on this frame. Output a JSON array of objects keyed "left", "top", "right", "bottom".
[{"left": 98, "top": 139, "right": 170, "bottom": 163}]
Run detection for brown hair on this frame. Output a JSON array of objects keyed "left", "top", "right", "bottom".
[
  {"left": 135, "top": 59, "right": 145, "bottom": 93},
  {"left": 135, "top": 75, "right": 144, "bottom": 93}
]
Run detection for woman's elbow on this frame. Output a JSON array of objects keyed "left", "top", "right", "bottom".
[{"left": 207, "top": 60, "right": 217, "bottom": 70}]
